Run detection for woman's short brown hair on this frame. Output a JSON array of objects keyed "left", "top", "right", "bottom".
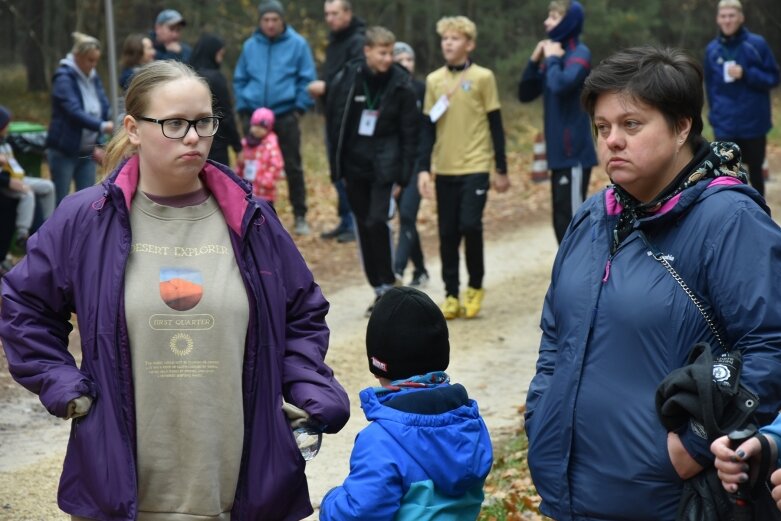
[{"left": 581, "top": 46, "right": 704, "bottom": 143}]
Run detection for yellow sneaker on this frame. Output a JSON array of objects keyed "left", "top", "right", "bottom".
[
  {"left": 440, "top": 295, "right": 463, "bottom": 320},
  {"left": 463, "top": 287, "right": 485, "bottom": 319}
]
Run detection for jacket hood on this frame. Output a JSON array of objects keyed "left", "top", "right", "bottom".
[
  {"left": 104, "top": 154, "right": 255, "bottom": 236},
  {"left": 330, "top": 16, "right": 366, "bottom": 42},
  {"left": 190, "top": 33, "right": 225, "bottom": 71},
  {"left": 548, "top": 0, "right": 584, "bottom": 43},
  {"left": 58, "top": 53, "right": 96, "bottom": 82},
  {"left": 360, "top": 385, "right": 492, "bottom": 496}
]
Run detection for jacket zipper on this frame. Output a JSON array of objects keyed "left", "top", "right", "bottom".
[
  {"left": 264, "top": 42, "right": 272, "bottom": 108},
  {"left": 114, "top": 187, "right": 139, "bottom": 516},
  {"left": 231, "top": 209, "right": 262, "bottom": 519},
  {"left": 334, "top": 72, "right": 356, "bottom": 181}
]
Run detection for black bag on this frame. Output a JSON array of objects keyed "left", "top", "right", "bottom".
[{"left": 676, "top": 450, "right": 781, "bottom": 521}]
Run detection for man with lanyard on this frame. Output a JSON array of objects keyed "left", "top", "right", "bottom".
[
  {"left": 704, "top": 0, "right": 779, "bottom": 196},
  {"left": 417, "top": 16, "right": 509, "bottom": 320},
  {"left": 325, "top": 26, "right": 418, "bottom": 316}
]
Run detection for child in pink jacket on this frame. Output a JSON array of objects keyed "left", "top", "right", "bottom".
[{"left": 237, "top": 107, "right": 284, "bottom": 206}]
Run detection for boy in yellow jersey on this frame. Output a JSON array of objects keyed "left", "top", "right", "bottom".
[{"left": 417, "top": 16, "right": 509, "bottom": 319}]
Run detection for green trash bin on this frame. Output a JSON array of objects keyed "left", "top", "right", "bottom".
[{"left": 7, "top": 121, "right": 47, "bottom": 178}]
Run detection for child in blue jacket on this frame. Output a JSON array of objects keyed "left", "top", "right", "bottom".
[{"left": 319, "top": 286, "right": 493, "bottom": 521}]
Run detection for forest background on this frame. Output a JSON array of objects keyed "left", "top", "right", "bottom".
[{"left": 1, "top": 0, "right": 779, "bottom": 99}]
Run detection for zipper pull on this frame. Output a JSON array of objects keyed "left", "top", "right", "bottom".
[{"left": 602, "top": 259, "right": 612, "bottom": 283}]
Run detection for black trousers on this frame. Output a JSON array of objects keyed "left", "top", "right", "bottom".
[
  {"left": 394, "top": 171, "right": 426, "bottom": 278},
  {"left": 716, "top": 136, "right": 766, "bottom": 196},
  {"left": 240, "top": 110, "right": 307, "bottom": 217},
  {"left": 344, "top": 176, "right": 396, "bottom": 289},
  {"left": 551, "top": 165, "right": 592, "bottom": 244},
  {"left": 435, "top": 173, "right": 489, "bottom": 298}
]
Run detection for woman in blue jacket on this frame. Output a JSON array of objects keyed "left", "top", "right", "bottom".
[
  {"left": 1, "top": 60, "right": 349, "bottom": 521},
  {"left": 46, "top": 32, "right": 113, "bottom": 205},
  {"left": 526, "top": 46, "right": 781, "bottom": 520}
]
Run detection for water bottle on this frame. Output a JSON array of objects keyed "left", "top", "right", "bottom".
[{"left": 293, "top": 426, "right": 322, "bottom": 461}]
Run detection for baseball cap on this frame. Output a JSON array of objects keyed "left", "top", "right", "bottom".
[{"left": 156, "top": 9, "right": 186, "bottom": 27}]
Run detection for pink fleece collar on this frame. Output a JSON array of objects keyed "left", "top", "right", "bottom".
[
  {"left": 113, "top": 155, "right": 249, "bottom": 235},
  {"left": 604, "top": 176, "right": 743, "bottom": 217}
]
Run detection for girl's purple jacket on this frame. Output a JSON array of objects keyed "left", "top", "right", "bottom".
[{"left": 0, "top": 156, "right": 350, "bottom": 520}]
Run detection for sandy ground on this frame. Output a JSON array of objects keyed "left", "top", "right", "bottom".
[{"left": 1, "top": 146, "right": 778, "bottom": 520}]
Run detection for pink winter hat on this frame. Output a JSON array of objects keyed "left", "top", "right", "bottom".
[{"left": 250, "top": 107, "right": 275, "bottom": 129}]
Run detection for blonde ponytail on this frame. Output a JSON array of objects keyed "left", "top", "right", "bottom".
[{"left": 102, "top": 127, "right": 136, "bottom": 178}]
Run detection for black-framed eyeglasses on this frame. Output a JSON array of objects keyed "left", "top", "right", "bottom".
[{"left": 137, "top": 116, "right": 221, "bottom": 139}]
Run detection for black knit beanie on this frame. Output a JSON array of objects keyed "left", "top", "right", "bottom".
[{"left": 366, "top": 287, "right": 450, "bottom": 381}]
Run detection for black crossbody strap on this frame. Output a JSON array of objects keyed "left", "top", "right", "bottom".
[{"left": 638, "top": 231, "right": 729, "bottom": 351}]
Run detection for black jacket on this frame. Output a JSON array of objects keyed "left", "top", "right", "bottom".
[
  {"left": 323, "top": 17, "right": 366, "bottom": 90},
  {"left": 189, "top": 34, "right": 242, "bottom": 162},
  {"left": 326, "top": 60, "right": 418, "bottom": 186}
]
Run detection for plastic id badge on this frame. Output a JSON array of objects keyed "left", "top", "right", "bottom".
[
  {"left": 243, "top": 160, "right": 258, "bottom": 182},
  {"left": 359, "top": 109, "right": 379, "bottom": 136},
  {"left": 723, "top": 60, "right": 736, "bottom": 83},
  {"left": 429, "top": 95, "right": 449, "bottom": 123}
]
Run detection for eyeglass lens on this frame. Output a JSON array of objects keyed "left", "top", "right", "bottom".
[{"left": 162, "top": 117, "right": 219, "bottom": 138}]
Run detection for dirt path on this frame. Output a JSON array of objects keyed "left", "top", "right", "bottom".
[{"left": 1, "top": 145, "right": 778, "bottom": 520}]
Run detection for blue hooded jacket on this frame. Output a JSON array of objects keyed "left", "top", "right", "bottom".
[
  {"left": 525, "top": 142, "right": 781, "bottom": 520},
  {"left": 46, "top": 58, "right": 110, "bottom": 156},
  {"left": 233, "top": 25, "right": 316, "bottom": 116},
  {"left": 518, "top": 1, "right": 597, "bottom": 170},
  {"left": 320, "top": 383, "right": 493, "bottom": 521},
  {"left": 704, "top": 26, "right": 780, "bottom": 140}
]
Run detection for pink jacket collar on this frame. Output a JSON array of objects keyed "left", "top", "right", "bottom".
[
  {"left": 604, "top": 176, "right": 742, "bottom": 217},
  {"left": 113, "top": 155, "right": 250, "bottom": 235}
]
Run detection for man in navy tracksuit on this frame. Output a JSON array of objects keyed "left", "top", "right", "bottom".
[
  {"left": 519, "top": 0, "right": 597, "bottom": 244},
  {"left": 704, "top": 0, "right": 779, "bottom": 197}
]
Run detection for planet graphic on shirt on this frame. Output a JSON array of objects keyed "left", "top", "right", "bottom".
[{"left": 159, "top": 268, "right": 203, "bottom": 311}]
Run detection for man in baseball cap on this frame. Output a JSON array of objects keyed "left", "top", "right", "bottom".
[{"left": 152, "top": 9, "right": 191, "bottom": 62}]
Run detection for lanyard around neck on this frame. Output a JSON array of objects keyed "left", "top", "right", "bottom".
[
  {"left": 363, "top": 79, "right": 384, "bottom": 110},
  {"left": 445, "top": 60, "right": 471, "bottom": 99}
]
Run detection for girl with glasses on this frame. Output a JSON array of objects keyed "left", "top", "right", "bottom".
[{"left": 0, "top": 60, "right": 350, "bottom": 521}]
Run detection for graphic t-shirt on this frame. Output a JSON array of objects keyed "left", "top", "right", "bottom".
[
  {"left": 124, "top": 192, "right": 249, "bottom": 521},
  {"left": 423, "top": 64, "right": 500, "bottom": 175}
]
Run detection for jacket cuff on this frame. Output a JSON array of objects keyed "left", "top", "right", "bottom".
[
  {"left": 678, "top": 420, "right": 715, "bottom": 467},
  {"left": 759, "top": 422, "right": 781, "bottom": 469}
]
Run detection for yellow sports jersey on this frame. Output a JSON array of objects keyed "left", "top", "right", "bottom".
[{"left": 423, "top": 63, "right": 500, "bottom": 175}]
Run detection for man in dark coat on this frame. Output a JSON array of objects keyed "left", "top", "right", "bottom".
[{"left": 308, "top": 0, "right": 366, "bottom": 243}]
